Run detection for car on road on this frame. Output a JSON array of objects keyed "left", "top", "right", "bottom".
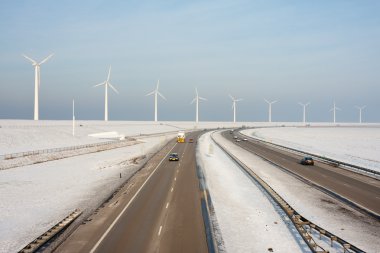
[
  {"left": 243, "top": 138, "right": 248, "bottom": 141},
  {"left": 188, "top": 138, "right": 194, "bottom": 143},
  {"left": 300, "top": 156, "right": 314, "bottom": 165},
  {"left": 236, "top": 139, "right": 241, "bottom": 142},
  {"left": 169, "top": 153, "right": 179, "bottom": 161},
  {"left": 233, "top": 136, "right": 238, "bottom": 139}
]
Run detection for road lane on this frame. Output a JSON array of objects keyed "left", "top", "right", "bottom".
[
  {"left": 57, "top": 132, "right": 208, "bottom": 253},
  {"left": 225, "top": 130, "right": 380, "bottom": 216}
]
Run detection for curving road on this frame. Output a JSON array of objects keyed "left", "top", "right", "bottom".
[
  {"left": 57, "top": 132, "right": 208, "bottom": 253},
  {"left": 223, "top": 130, "right": 380, "bottom": 217}
]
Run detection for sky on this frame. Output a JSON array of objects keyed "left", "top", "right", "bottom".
[{"left": 0, "top": 0, "right": 379, "bottom": 122}]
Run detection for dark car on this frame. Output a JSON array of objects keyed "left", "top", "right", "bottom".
[
  {"left": 169, "top": 153, "right": 179, "bottom": 161},
  {"left": 300, "top": 157, "right": 314, "bottom": 165},
  {"left": 188, "top": 138, "right": 194, "bottom": 143}
]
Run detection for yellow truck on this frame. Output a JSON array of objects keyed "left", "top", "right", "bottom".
[{"left": 177, "top": 131, "right": 186, "bottom": 143}]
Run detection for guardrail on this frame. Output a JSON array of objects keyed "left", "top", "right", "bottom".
[
  {"left": 211, "top": 132, "right": 365, "bottom": 253},
  {"left": 0, "top": 130, "right": 181, "bottom": 161},
  {"left": 19, "top": 209, "right": 82, "bottom": 253},
  {"left": 239, "top": 130, "right": 380, "bottom": 178}
]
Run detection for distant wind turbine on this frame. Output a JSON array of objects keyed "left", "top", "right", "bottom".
[
  {"left": 330, "top": 101, "right": 341, "bottom": 123},
  {"left": 190, "top": 88, "right": 207, "bottom": 123},
  {"left": 93, "top": 66, "right": 119, "bottom": 121},
  {"left": 298, "top": 102, "right": 310, "bottom": 125},
  {"left": 146, "top": 80, "right": 166, "bottom": 122},
  {"left": 355, "top": 105, "right": 366, "bottom": 124},
  {"left": 264, "top": 99, "right": 277, "bottom": 123},
  {"left": 22, "top": 53, "right": 54, "bottom": 120},
  {"left": 229, "top": 95, "right": 243, "bottom": 123}
]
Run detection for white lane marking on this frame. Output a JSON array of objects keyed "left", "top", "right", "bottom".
[
  {"left": 174, "top": 177, "right": 176, "bottom": 181},
  {"left": 90, "top": 143, "right": 178, "bottom": 253},
  {"left": 176, "top": 169, "right": 179, "bottom": 174},
  {"left": 158, "top": 225, "right": 163, "bottom": 236},
  {"left": 171, "top": 187, "right": 174, "bottom": 192},
  {"left": 166, "top": 202, "right": 169, "bottom": 209}
]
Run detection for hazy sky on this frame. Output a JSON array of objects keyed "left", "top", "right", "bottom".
[{"left": 0, "top": 0, "right": 379, "bottom": 122}]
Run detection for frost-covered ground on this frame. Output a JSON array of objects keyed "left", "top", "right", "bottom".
[
  {"left": 0, "top": 120, "right": 263, "bottom": 155},
  {"left": 0, "top": 135, "right": 174, "bottom": 253},
  {"left": 241, "top": 127, "right": 380, "bottom": 172},
  {"left": 200, "top": 131, "right": 379, "bottom": 253}
]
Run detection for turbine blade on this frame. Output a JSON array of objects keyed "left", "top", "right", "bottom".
[
  {"left": 190, "top": 98, "right": 196, "bottom": 104},
  {"left": 264, "top": 98, "right": 269, "bottom": 104},
  {"left": 108, "top": 82, "right": 119, "bottom": 94},
  {"left": 229, "top": 94, "right": 234, "bottom": 100},
  {"left": 236, "top": 98, "right": 243, "bottom": 102},
  {"left": 199, "top": 96, "right": 207, "bottom": 101},
  {"left": 39, "top": 53, "right": 54, "bottom": 65},
  {"left": 272, "top": 100, "right": 278, "bottom": 104},
  {"left": 158, "top": 91, "right": 167, "bottom": 101},
  {"left": 93, "top": 81, "right": 106, "bottom": 88},
  {"left": 107, "top": 66, "right": 111, "bottom": 82},
  {"left": 146, "top": 90, "right": 155, "bottom": 96},
  {"left": 156, "top": 79, "right": 160, "bottom": 91},
  {"left": 195, "top": 87, "right": 198, "bottom": 96},
  {"left": 22, "top": 54, "right": 37, "bottom": 64}
]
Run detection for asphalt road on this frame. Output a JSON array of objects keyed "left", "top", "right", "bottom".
[
  {"left": 224, "top": 130, "right": 380, "bottom": 217},
  {"left": 57, "top": 132, "right": 208, "bottom": 253}
]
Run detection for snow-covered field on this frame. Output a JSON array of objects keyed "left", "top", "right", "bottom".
[
  {"left": 198, "top": 131, "right": 379, "bottom": 253},
  {"left": 242, "top": 127, "right": 380, "bottom": 172}
]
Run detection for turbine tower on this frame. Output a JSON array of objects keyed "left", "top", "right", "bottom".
[
  {"left": 229, "top": 95, "right": 243, "bottom": 123},
  {"left": 23, "top": 53, "right": 54, "bottom": 120},
  {"left": 190, "top": 88, "right": 207, "bottom": 123},
  {"left": 93, "top": 66, "right": 119, "bottom": 121},
  {"left": 146, "top": 80, "right": 166, "bottom": 122},
  {"left": 355, "top": 105, "right": 366, "bottom": 124},
  {"left": 330, "top": 101, "right": 341, "bottom": 123},
  {"left": 298, "top": 102, "right": 310, "bottom": 125},
  {"left": 264, "top": 99, "right": 277, "bottom": 123}
]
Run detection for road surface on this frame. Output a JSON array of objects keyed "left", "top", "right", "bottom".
[
  {"left": 57, "top": 132, "right": 208, "bottom": 253},
  {"left": 224, "top": 130, "right": 380, "bottom": 217}
]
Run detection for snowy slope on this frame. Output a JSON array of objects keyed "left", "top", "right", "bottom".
[{"left": 241, "top": 127, "right": 380, "bottom": 172}]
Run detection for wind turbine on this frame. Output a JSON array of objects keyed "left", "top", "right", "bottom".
[
  {"left": 298, "top": 102, "right": 310, "bottom": 125},
  {"left": 264, "top": 99, "right": 277, "bottom": 122},
  {"left": 190, "top": 88, "right": 207, "bottom": 123},
  {"left": 146, "top": 80, "right": 166, "bottom": 122},
  {"left": 22, "top": 53, "right": 54, "bottom": 120},
  {"left": 229, "top": 95, "right": 243, "bottom": 123},
  {"left": 330, "top": 101, "right": 341, "bottom": 123},
  {"left": 355, "top": 105, "right": 366, "bottom": 124},
  {"left": 93, "top": 66, "right": 119, "bottom": 121}
]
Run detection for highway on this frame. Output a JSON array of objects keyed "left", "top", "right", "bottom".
[
  {"left": 223, "top": 130, "right": 380, "bottom": 217},
  {"left": 57, "top": 132, "right": 208, "bottom": 253}
]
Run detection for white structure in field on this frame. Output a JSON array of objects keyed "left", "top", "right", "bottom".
[
  {"left": 23, "top": 53, "right": 54, "bottom": 120},
  {"left": 330, "top": 101, "right": 341, "bottom": 123},
  {"left": 190, "top": 88, "right": 207, "bottom": 123},
  {"left": 298, "top": 102, "right": 310, "bottom": 125},
  {"left": 355, "top": 105, "right": 366, "bottom": 123},
  {"left": 93, "top": 66, "right": 119, "bottom": 121},
  {"left": 146, "top": 80, "right": 166, "bottom": 122},
  {"left": 229, "top": 95, "right": 243, "bottom": 123},
  {"left": 72, "top": 99, "right": 75, "bottom": 136},
  {"left": 264, "top": 99, "right": 277, "bottom": 122}
]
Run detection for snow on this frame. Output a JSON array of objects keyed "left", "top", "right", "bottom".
[
  {"left": 197, "top": 131, "right": 311, "bottom": 253},
  {"left": 210, "top": 131, "right": 380, "bottom": 253},
  {"left": 241, "top": 127, "right": 380, "bottom": 172},
  {"left": 0, "top": 135, "right": 172, "bottom": 253}
]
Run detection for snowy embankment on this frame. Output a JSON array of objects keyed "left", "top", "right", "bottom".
[
  {"left": 0, "top": 134, "right": 174, "bottom": 253},
  {"left": 201, "top": 131, "right": 379, "bottom": 253},
  {"left": 241, "top": 127, "right": 380, "bottom": 172}
]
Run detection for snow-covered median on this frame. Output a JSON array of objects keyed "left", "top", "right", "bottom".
[
  {"left": 241, "top": 127, "right": 380, "bottom": 172},
  {"left": 197, "top": 131, "right": 310, "bottom": 253}
]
